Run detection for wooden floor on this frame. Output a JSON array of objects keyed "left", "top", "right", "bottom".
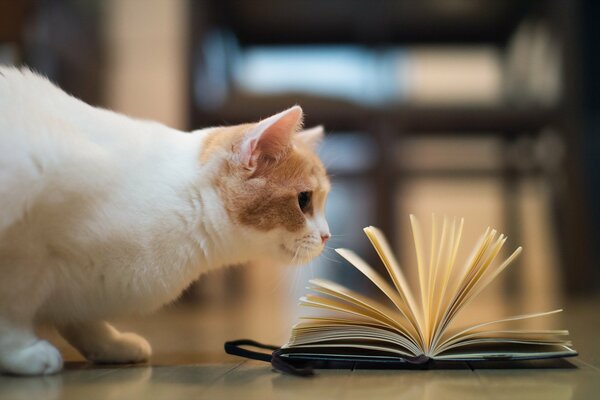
[{"left": 1, "top": 296, "right": 599, "bottom": 400}]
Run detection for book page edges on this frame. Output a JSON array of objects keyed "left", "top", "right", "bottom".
[{"left": 363, "top": 227, "right": 422, "bottom": 332}]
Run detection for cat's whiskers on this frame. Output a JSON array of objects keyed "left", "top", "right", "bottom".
[
  {"left": 290, "top": 243, "right": 302, "bottom": 266},
  {"left": 326, "top": 236, "right": 345, "bottom": 245},
  {"left": 292, "top": 263, "right": 305, "bottom": 295},
  {"left": 269, "top": 261, "right": 298, "bottom": 296},
  {"left": 318, "top": 247, "right": 343, "bottom": 264}
]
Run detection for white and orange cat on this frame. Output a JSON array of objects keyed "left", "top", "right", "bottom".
[{"left": 0, "top": 66, "right": 330, "bottom": 375}]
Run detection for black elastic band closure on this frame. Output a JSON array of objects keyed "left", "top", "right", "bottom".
[
  {"left": 224, "top": 339, "right": 276, "bottom": 362},
  {"left": 224, "top": 339, "right": 314, "bottom": 377},
  {"left": 271, "top": 349, "right": 314, "bottom": 377}
]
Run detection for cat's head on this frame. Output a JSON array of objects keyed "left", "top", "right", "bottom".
[{"left": 205, "top": 106, "right": 330, "bottom": 265}]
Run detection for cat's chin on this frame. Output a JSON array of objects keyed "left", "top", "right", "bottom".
[{"left": 278, "top": 243, "right": 323, "bottom": 266}]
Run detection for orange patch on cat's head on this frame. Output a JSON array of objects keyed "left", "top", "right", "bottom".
[
  {"left": 200, "top": 106, "right": 330, "bottom": 264},
  {"left": 238, "top": 142, "right": 329, "bottom": 232}
]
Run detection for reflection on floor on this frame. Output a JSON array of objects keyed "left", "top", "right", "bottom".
[{"left": 0, "top": 294, "right": 598, "bottom": 400}]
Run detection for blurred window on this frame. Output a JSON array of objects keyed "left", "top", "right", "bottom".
[{"left": 232, "top": 45, "right": 407, "bottom": 105}]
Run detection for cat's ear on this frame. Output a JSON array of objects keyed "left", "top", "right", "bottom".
[
  {"left": 239, "top": 106, "right": 303, "bottom": 170},
  {"left": 296, "top": 125, "right": 324, "bottom": 150}
]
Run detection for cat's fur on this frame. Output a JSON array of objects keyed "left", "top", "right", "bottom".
[{"left": 0, "top": 66, "right": 330, "bottom": 375}]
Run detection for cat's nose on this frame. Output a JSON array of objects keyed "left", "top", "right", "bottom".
[{"left": 321, "top": 233, "right": 331, "bottom": 244}]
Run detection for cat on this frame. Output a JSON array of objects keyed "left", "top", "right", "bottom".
[{"left": 0, "top": 66, "right": 331, "bottom": 376}]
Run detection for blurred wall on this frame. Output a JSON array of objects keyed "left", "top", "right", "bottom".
[{"left": 103, "top": 0, "right": 188, "bottom": 130}]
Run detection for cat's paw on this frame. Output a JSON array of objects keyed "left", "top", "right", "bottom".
[
  {"left": 84, "top": 332, "right": 151, "bottom": 364},
  {"left": 0, "top": 340, "right": 63, "bottom": 376}
]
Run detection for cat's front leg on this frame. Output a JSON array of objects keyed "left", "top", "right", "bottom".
[
  {"left": 58, "top": 321, "right": 151, "bottom": 364},
  {"left": 0, "top": 317, "right": 63, "bottom": 375}
]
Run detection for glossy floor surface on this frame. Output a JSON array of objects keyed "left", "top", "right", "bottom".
[{"left": 1, "top": 296, "right": 599, "bottom": 400}]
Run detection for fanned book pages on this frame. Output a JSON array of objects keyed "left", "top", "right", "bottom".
[{"left": 281, "top": 215, "right": 577, "bottom": 365}]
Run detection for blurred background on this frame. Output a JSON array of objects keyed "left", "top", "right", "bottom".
[{"left": 1, "top": 0, "right": 598, "bottom": 362}]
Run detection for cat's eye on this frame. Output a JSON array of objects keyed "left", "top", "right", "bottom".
[{"left": 298, "top": 191, "right": 312, "bottom": 213}]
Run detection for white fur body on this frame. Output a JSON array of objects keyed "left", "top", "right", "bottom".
[{"left": 0, "top": 68, "right": 248, "bottom": 324}]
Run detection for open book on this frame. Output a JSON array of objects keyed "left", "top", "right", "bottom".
[{"left": 282, "top": 215, "right": 577, "bottom": 364}]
